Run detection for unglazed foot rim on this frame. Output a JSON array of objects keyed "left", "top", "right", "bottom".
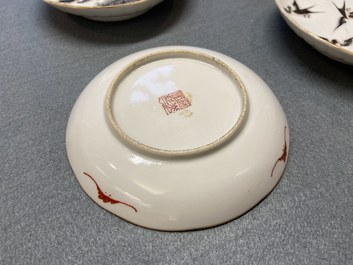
[{"left": 105, "top": 50, "right": 249, "bottom": 157}]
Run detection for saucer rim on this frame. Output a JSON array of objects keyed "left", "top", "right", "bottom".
[{"left": 43, "top": 0, "right": 159, "bottom": 10}]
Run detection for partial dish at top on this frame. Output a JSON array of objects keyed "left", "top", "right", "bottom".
[
  {"left": 43, "top": 0, "right": 165, "bottom": 21},
  {"left": 275, "top": 0, "right": 353, "bottom": 65}
]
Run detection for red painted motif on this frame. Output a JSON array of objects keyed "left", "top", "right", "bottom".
[
  {"left": 271, "top": 126, "right": 288, "bottom": 177},
  {"left": 83, "top": 172, "right": 137, "bottom": 212},
  {"left": 158, "top": 90, "right": 191, "bottom": 115}
]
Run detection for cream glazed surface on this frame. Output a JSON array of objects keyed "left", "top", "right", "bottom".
[
  {"left": 66, "top": 46, "right": 290, "bottom": 231},
  {"left": 43, "top": 0, "right": 164, "bottom": 21},
  {"left": 275, "top": 0, "right": 353, "bottom": 64},
  {"left": 48, "top": 0, "right": 140, "bottom": 6}
]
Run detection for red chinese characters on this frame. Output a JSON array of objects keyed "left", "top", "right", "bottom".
[{"left": 158, "top": 90, "right": 191, "bottom": 115}]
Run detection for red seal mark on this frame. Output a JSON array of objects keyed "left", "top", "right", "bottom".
[
  {"left": 83, "top": 172, "right": 137, "bottom": 212},
  {"left": 158, "top": 90, "right": 191, "bottom": 115},
  {"left": 271, "top": 126, "right": 288, "bottom": 177}
]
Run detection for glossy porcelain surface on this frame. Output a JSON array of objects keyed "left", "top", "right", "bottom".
[
  {"left": 66, "top": 46, "right": 290, "bottom": 231},
  {"left": 43, "top": 0, "right": 164, "bottom": 21},
  {"left": 275, "top": 0, "right": 353, "bottom": 64}
]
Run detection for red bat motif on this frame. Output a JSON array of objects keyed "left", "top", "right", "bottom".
[
  {"left": 83, "top": 172, "right": 137, "bottom": 212},
  {"left": 271, "top": 126, "right": 288, "bottom": 177}
]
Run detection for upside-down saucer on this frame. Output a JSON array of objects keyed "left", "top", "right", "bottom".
[{"left": 66, "top": 46, "right": 290, "bottom": 231}]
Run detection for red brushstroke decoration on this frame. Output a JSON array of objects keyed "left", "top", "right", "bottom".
[
  {"left": 83, "top": 172, "right": 137, "bottom": 212},
  {"left": 271, "top": 126, "right": 288, "bottom": 177}
]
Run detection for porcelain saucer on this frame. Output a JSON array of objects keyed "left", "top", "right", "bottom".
[
  {"left": 275, "top": 0, "right": 353, "bottom": 64},
  {"left": 66, "top": 46, "right": 290, "bottom": 231},
  {"left": 43, "top": 0, "right": 164, "bottom": 21}
]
